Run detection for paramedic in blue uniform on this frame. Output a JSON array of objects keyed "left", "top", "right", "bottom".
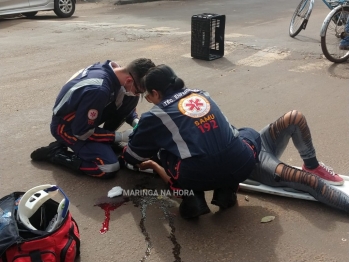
[
  {"left": 30, "top": 58, "right": 155, "bottom": 178},
  {"left": 122, "top": 64, "right": 262, "bottom": 219},
  {"left": 123, "top": 64, "right": 349, "bottom": 218}
]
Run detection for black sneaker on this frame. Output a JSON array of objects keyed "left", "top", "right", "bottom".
[
  {"left": 30, "top": 141, "right": 67, "bottom": 161},
  {"left": 179, "top": 191, "right": 210, "bottom": 219},
  {"left": 211, "top": 186, "right": 238, "bottom": 209}
]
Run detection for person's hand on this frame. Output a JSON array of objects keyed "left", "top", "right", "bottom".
[
  {"left": 131, "top": 118, "right": 139, "bottom": 128},
  {"left": 114, "top": 129, "right": 133, "bottom": 143},
  {"left": 139, "top": 160, "right": 169, "bottom": 183},
  {"left": 138, "top": 160, "right": 156, "bottom": 170}
]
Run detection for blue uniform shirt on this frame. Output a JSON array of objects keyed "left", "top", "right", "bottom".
[
  {"left": 124, "top": 88, "right": 240, "bottom": 165},
  {"left": 51, "top": 60, "right": 138, "bottom": 143}
]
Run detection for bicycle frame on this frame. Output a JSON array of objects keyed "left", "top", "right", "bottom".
[
  {"left": 299, "top": 0, "right": 314, "bottom": 26},
  {"left": 323, "top": 0, "right": 345, "bottom": 9},
  {"left": 302, "top": 0, "right": 341, "bottom": 22}
]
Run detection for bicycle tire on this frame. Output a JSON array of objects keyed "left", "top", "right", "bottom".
[
  {"left": 321, "top": 6, "right": 349, "bottom": 63},
  {"left": 289, "top": 0, "right": 312, "bottom": 37}
]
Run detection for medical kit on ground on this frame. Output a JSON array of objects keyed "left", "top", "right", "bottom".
[{"left": 0, "top": 185, "right": 80, "bottom": 262}]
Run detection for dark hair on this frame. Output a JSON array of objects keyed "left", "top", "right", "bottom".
[
  {"left": 140, "top": 64, "right": 185, "bottom": 96},
  {"left": 126, "top": 58, "right": 155, "bottom": 91}
]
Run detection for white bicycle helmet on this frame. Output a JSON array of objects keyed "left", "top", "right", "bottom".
[{"left": 18, "top": 184, "right": 70, "bottom": 231}]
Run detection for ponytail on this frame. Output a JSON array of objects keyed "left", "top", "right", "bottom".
[
  {"left": 142, "top": 64, "right": 185, "bottom": 95},
  {"left": 170, "top": 76, "right": 184, "bottom": 91}
]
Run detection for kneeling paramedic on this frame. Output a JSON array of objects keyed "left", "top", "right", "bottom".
[
  {"left": 31, "top": 58, "right": 155, "bottom": 178},
  {"left": 122, "top": 64, "right": 261, "bottom": 218}
]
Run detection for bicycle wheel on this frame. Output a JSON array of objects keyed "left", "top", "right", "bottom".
[
  {"left": 289, "top": 0, "right": 312, "bottom": 37},
  {"left": 321, "top": 6, "right": 349, "bottom": 63}
]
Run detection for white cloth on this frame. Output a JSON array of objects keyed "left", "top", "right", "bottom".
[{"left": 108, "top": 186, "right": 123, "bottom": 198}]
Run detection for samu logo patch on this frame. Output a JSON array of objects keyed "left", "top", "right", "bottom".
[
  {"left": 88, "top": 109, "right": 98, "bottom": 120},
  {"left": 178, "top": 94, "right": 210, "bottom": 118}
]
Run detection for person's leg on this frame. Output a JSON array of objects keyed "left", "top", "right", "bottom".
[
  {"left": 249, "top": 109, "right": 325, "bottom": 185},
  {"left": 268, "top": 110, "right": 343, "bottom": 185},
  {"left": 33, "top": 116, "right": 120, "bottom": 177},
  {"left": 179, "top": 191, "right": 211, "bottom": 219},
  {"left": 248, "top": 110, "right": 349, "bottom": 213},
  {"left": 210, "top": 143, "right": 257, "bottom": 209},
  {"left": 211, "top": 128, "right": 260, "bottom": 209},
  {"left": 31, "top": 141, "right": 70, "bottom": 162},
  {"left": 211, "top": 183, "right": 239, "bottom": 209},
  {"left": 249, "top": 152, "right": 349, "bottom": 213},
  {"left": 268, "top": 110, "right": 315, "bottom": 161},
  {"left": 158, "top": 150, "right": 210, "bottom": 219},
  {"left": 275, "top": 163, "right": 349, "bottom": 213},
  {"left": 31, "top": 141, "right": 83, "bottom": 173},
  {"left": 248, "top": 110, "right": 310, "bottom": 186},
  {"left": 339, "top": 19, "right": 349, "bottom": 50},
  {"left": 31, "top": 141, "right": 120, "bottom": 178},
  {"left": 74, "top": 142, "right": 120, "bottom": 178}
]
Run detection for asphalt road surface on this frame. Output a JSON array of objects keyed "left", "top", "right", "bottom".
[{"left": 1, "top": 0, "right": 348, "bottom": 261}]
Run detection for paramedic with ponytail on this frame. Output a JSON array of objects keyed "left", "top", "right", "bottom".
[
  {"left": 122, "top": 64, "right": 261, "bottom": 219},
  {"left": 124, "top": 65, "right": 349, "bottom": 217}
]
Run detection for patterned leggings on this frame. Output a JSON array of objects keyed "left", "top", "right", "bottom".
[{"left": 249, "top": 110, "right": 349, "bottom": 213}]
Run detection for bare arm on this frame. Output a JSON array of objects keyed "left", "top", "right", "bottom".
[{"left": 138, "top": 160, "right": 171, "bottom": 184}]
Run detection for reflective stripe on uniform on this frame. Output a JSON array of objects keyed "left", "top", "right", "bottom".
[
  {"left": 75, "top": 128, "right": 95, "bottom": 140},
  {"left": 151, "top": 106, "right": 192, "bottom": 159},
  {"left": 125, "top": 146, "right": 150, "bottom": 162},
  {"left": 97, "top": 162, "right": 120, "bottom": 173},
  {"left": 53, "top": 78, "right": 104, "bottom": 115}
]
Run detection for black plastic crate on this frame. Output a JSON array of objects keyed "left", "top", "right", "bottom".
[{"left": 191, "top": 13, "right": 226, "bottom": 61}]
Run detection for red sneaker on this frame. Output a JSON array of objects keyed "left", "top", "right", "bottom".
[{"left": 302, "top": 162, "right": 344, "bottom": 186}]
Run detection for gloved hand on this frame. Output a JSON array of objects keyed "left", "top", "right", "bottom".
[
  {"left": 131, "top": 118, "right": 139, "bottom": 128},
  {"left": 115, "top": 129, "right": 133, "bottom": 143}
]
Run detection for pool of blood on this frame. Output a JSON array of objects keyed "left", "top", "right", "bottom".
[{"left": 95, "top": 196, "right": 128, "bottom": 234}]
